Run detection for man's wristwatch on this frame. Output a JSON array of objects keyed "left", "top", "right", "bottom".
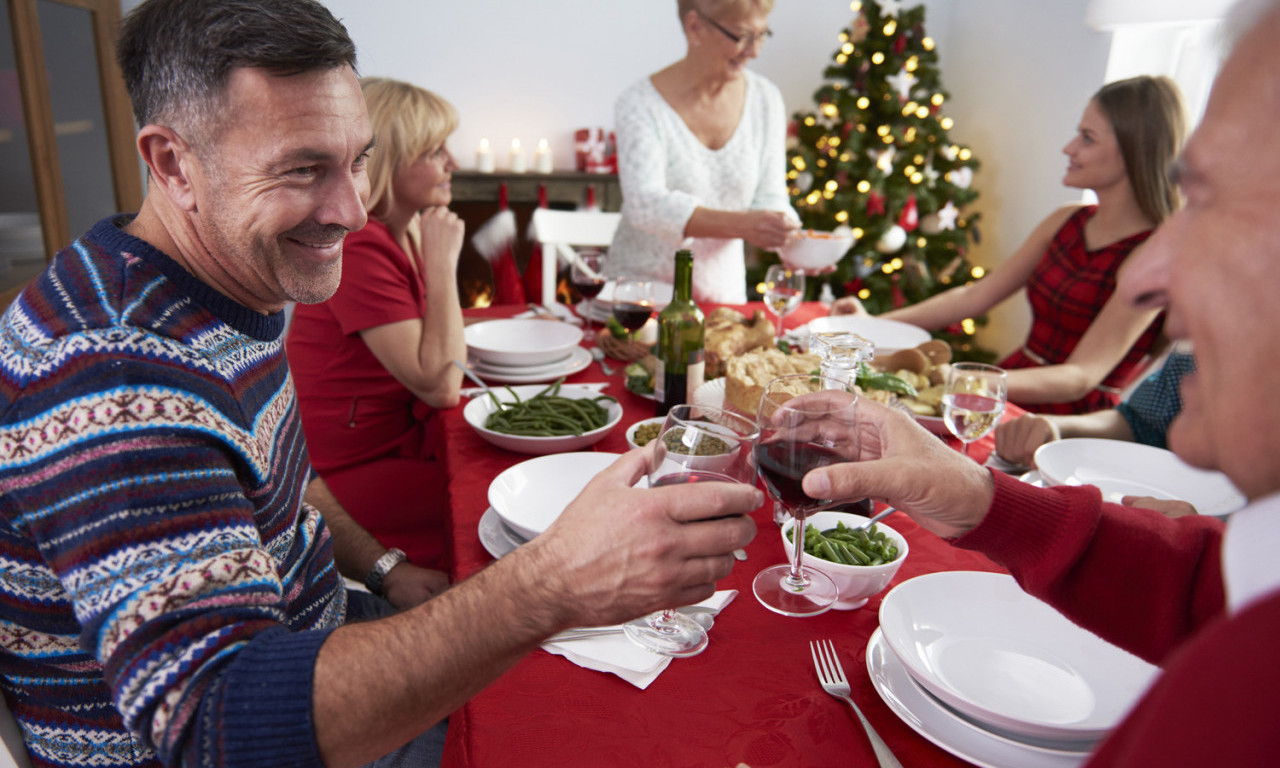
[{"left": 364, "top": 547, "right": 407, "bottom": 597}]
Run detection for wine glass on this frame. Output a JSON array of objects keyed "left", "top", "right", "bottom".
[
  {"left": 569, "top": 249, "right": 607, "bottom": 342},
  {"left": 623, "top": 404, "right": 760, "bottom": 657},
  {"left": 760, "top": 265, "right": 805, "bottom": 338},
  {"left": 611, "top": 276, "right": 655, "bottom": 341},
  {"left": 752, "top": 374, "right": 859, "bottom": 617},
  {"left": 942, "top": 362, "right": 1008, "bottom": 459}
]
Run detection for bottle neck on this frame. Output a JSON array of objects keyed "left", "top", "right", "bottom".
[{"left": 673, "top": 254, "right": 693, "bottom": 303}]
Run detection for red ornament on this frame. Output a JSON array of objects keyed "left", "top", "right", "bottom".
[
  {"left": 898, "top": 195, "right": 919, "bottom": 232},
  {"left": 843, "top": 278, "right": 864, "bottom": 295},
  {"left": 891, "top": 282, "right": 906, "bottom": 309},
  {"left": 867, "top": 191, "right": 886, "bottom": 216},
  {"left": 894, "top": 35, "right": 907, "bottom": 55}
]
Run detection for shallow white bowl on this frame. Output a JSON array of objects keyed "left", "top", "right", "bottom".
[
  {"left": 779, "top": 510, "right": 908, "bottom": 610},
  {"left": 802, "top": 315, "right": 931, "bottom": 356},
  {"left": 488, "top": 452, "right": 626, "bottom": 539},
  {"left": 878, "top": 571, "right": 1159, "bottom": 744},
  {"left": 624, "top": 416, "right": 667, "bottom": 450},
  {"left": 780, "top": 230, "right": 855, "bottom": 271},
  {"left": 463, "top": 385, "right": 622, "bottom": 455},
  {"left": 464, "top": 318, "right": 584, "bottom": 367},
  {"left": 1033, "top": 438, "right": 1245, "bottom": 516}
]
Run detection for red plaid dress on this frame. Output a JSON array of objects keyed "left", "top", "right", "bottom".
[{"left": 999, "top": 205, "right": 1164, "bottom": 414}]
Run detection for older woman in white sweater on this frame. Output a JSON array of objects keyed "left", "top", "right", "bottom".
[{"left": 609, "top": 0, "right": 799, "bottom": 303}]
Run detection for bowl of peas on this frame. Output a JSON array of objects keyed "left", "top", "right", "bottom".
[
  {"left": 463, "top": 381, "right": 623, "bottom": 455},
  {"left": 780, "top": 509, "right": 909, "bottom": 610}
]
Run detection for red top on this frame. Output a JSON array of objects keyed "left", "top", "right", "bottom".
[
  {"left": 286, "top": 218, "right": 445, "bottom": 566},
  {"left": 999, "top": 205, "right": 1163, "bottom": 414}
]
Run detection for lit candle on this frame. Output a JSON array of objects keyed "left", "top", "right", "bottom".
[
  {"left": 534, "top": 138, "right": 553, "bottom": 174},
  {"left": 476, "top": 138, "right": 495, "bottom": 173},
  {"left": 508, "top": 138, "right": 527, "bottom": 173}
]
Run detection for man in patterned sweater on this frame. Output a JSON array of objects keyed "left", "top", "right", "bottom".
[{"left": 0, "top": 1, "right": 761, "bottom": 766}]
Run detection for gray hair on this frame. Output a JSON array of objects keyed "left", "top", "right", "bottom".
[{"left": 116, "top": 0, "right": 357, "bottom": 141}]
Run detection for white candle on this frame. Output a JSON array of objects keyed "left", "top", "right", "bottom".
[
  {"left": 534, "top": 138, "right": 553, "bottom": 174},
  {"left": 475, "top": 138, "right": 495, "bottom": 173},
  {"left": 509, "top": 138, "right": 527, "bottom": 173}
]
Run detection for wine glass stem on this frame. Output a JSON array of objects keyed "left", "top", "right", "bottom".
[
  {"left": 654, "top": 608, "right": 678, "bottom": 632},
  {"left": 788, "top": 510, "right": 809, "bottom": 589}
]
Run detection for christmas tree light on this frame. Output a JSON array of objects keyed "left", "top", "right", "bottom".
[{"left": 783, "top": 0, "right": 991, "bottom": 360}]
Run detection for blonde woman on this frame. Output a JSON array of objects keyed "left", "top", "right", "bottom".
[
  {"left": 835, "top": 76, "right": 1186, "bottom": 414},
  {"left": 609, "top": 0, "right": 800, "bottom": 302},
  {"left": 287, "top": 78, "right": 464, "bottom": 586}
]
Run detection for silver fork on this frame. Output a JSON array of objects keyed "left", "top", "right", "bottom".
[{"left": 810, "top": 639, "right": 903, "bottom": 768}]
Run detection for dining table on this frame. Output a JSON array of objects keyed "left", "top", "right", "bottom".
[{"left": 439, "top": 301, "right": 1021, "bottom": 768}]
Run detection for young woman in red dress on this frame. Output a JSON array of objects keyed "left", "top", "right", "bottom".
[
  {"left": 287, "top": 78, "right": 465, "bottom": 587},
  {"left": 834, "top": 76, "right": 1186, "bottom": 414}
]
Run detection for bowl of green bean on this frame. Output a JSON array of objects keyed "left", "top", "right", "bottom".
[
  {"left": 463, "top": 381, "right": 624, "bottom": 455},
  {"left": 780, "top": 510, "right": 909, "bottom": 610}
]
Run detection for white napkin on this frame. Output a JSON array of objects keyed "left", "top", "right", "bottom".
[
  {"left": 516, "top": 304, "right": 583, "bottom": 325},
  {"left": 541, "top": 590, "right": 738, "bottom": 689}
]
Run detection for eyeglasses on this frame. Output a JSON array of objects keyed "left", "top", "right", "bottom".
[{"left": 696, "top": 9, "right": 772, "bottom": 49}]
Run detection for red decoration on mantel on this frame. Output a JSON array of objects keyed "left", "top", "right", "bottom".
[{"left": 472, "top": 183, "right": 526, "bottom": 306}]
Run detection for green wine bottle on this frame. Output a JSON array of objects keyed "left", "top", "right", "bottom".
[{"left": 655, "top": 250, "right": 705, "bottom": 416}]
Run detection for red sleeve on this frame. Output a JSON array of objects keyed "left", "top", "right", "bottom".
[
  {"left": 955, "top": 470, "right": 1227, "bottom": 665},
  {"left": 327, "top": 220, "right": 423, "bottom": 336}
]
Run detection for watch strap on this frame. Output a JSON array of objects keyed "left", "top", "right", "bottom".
[{"left": 364, "top": 547, "right": 407, "bottom": 596}]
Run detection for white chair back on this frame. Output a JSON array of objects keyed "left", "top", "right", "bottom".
[
  {"left": 529, "top": 209, "right": 621, "bottom": 307},
  {"left": 0, "top": 695, "right": 32, "bottom": 768}
]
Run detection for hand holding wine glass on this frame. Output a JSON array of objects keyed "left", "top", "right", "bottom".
[
  {"left": 760, "top": 265, "right": 805, "bottom": 338},
  {"left": 942, "top": 362, "right": 1008, "bottom": 459},
  {"left": 752, "top": 375, "right": 859, "bottom": 617},
  {"left": 623, "top": 405, "right": 759, "bottom": 657},
  {"left": 611, "top": 276, "right": 655, "bottom": 341},
  {"left": 569, "top": 249, "right": 607, "bottom": 341}
]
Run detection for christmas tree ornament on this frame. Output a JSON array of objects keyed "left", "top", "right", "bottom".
[
  {"left": 936, "top": 200, "right": 959, "bottom": 230},
  {"left": 948, "top": 167, "right": 973, "bottom": 189},
  {"left": 898, "top": 195, "right": 919, "bottom": 231},
  {"left": 894, "top": 35, "right": 907, "bottom": 55},
  {"left": 879, "top": 0, "right": 904, "bottom": 18},
  {"left": 850, "top": 12, "right": 870, "bottom": 44},
  {"left": 877, "top": 224, "right": 908, "bottom": 253},
  {"left": 885, "top": 68, "right": 918, "bottom": 101},
  {"left": 867, "top": 191, "right": 886, "bottom": 216}
]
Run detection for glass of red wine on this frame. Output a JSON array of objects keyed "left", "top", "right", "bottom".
[
  {"left": 752, "top": 374, "right": 859, "bottom": 617},
  {"left": 569, "top": 249, "right": 607, "bottom": 342},
  {"left": 622, "top": 404, "right": 759, "bottom": 656},
  {"left": 610, "top": 277, "right": 655, "bottom": 341}
]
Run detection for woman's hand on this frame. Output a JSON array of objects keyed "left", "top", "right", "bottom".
[
  {"left": 741, "top": 210, "right": 799, "bottom": 250},
  {"left": 1121, "top": 496, "right": 1198, "bottom": 518},
  {"left": 417, "top": 206, "right": 464, "bottom": 269},
  {"left": 994, "top": 414, "right": 1061, "bottom": 467},
  {"left": 830, "top": 295, "right": 868, "bottom": 316}
]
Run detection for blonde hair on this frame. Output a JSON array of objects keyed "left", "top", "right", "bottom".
[
  {"left": 1092, "top": 75, "right": 1186, "bottom": 225},
  {"left": 677, "top": 0, "right": 774, "bottom": 23},
  {"left": 360, "top": 77, "right": 458, "bottom": 220}
]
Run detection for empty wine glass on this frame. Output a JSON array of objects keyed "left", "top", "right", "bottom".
[
  {"left": 942, "top": 362, "right": 1008, "bottom": 459},
  {"left": 623, "top": 404, "right": 759, "bottom": 656},
  {"left": 569, "top": 249, "right": 607, "bottom": 341},
  {"left": 752, "top": 374, "right": 858, "bottom": 617},
  {"left": 611, "top": 276, "right": 655, "bottom": 341},
  {"left": 760, "top": 265, "right": 805, "bottom": 338}
]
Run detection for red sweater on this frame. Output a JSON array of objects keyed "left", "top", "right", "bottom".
[{"left": 957, "top": 472, "right": 1280, "bottom": 765}]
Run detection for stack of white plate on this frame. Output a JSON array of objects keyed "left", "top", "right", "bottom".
[
  {"left": 478, "top": 453, "right": 636, "bottom": 560},
  {"left": 465, "top": 318, "right": 590, "bottom": 383},
  {"left": 868, "top": 571, "right": 1161, "bottom": 768},
  {"left": 795, "top": 315, "right": 931, "bottom": 355},
  {"left": 575, "top": 279, "right": 674, "bottom": 324},
  {"left": 1033, "top": 438, "right": 1246, "bottom": 517}
]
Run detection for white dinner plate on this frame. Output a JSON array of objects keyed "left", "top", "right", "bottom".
[
  {"left": 488, "top": 452, "right": 645, "bottom": 540},
  {"left": 878, "top": 571, "right": 1159, "bottom": 743},
  {"left": 470, "top": 351, "right": 573, "bottom": 376},
  {"left": 692, "top": 378, "right": 739, "bottom": 416},
  {"left": 478, "top": 506, "right": 526, "bottom": 559},
  {"left": 593, "top": 280, "right": 674, "bottom": 308},
  {"left": 470, "top": 346, "right": 592, "bottom": 384},
  {"left": 1033, "top": 438, "right": 1246, "bottom": 517},
  {"left": 465, "top": 318, "right": 584, "bottom": 367},
  {"left": 866, "top": 629, "right": 1088, "bottom": 768},
  {"left": 801, "top": 315, "right": 931, "bottom": 355}
]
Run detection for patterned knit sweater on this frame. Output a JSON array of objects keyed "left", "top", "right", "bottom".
[{"left": 0, "top": 216, "right": 346, "bottom": 767}]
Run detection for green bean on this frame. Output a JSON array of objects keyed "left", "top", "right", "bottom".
[
  {"left": 483, "top": 379, "right": 618, "bottom": 437},
  {"left": 786, "top": 521, "right": 901, "bottom": 566}
]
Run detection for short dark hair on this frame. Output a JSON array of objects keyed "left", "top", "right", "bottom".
[{"left": 117, "top": 0, "right": 358, "bottom": 135}]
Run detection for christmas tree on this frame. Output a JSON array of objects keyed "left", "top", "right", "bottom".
[{"left": 785, "top": 0, "right": 990, "bottom": 360}]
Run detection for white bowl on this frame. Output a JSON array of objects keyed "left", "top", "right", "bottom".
[
  {"left": 780, "top": 229, "right": 856, "bottom": 271},
  {"left": 464, "top": 318, "right": 584, "bottom": 367},
  {"left": 463, "top": 385, "right": 622, "bottom": 455},
  {"left": 487, "top": 452, "right": 625, "bottom": 539},
  {"left": 802, "top": 315, "right": 931, "bottom": 356},
  {"left": 779, "top": 510, "right": 908, "bottom": 610},
  {"left": 625, "top": 416, "right": 667, "bottom": 450}
]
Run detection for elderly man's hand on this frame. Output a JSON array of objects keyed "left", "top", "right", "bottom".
[
  {"left": 994, "top": 413, "right": 1060, "bottom": 467},
  {"left": 799, "top": 397, "right": 995, "bottom": 539},
  {"left": 382, "top": 564, "right": 450, "bottom": 609},
  {"left": 527, "top": 446, "right": 761, "bottom": 629}
]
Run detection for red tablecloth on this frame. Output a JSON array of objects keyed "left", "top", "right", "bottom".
[{"left": 440, "top": 303, "right": 1011, "bottom": 768}]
